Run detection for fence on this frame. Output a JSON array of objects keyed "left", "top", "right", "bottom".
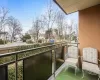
[{"left": 0, "top": 42, "right": 67, "bottom": 80}]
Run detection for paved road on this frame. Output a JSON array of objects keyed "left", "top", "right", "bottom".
[{"left": 0, "top": 42, "right": 32, "bottom": 49}]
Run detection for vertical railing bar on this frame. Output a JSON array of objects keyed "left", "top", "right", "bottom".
[
  {"left": 15, "top": 54, "right": 18, "bottom": 80},
  {"left": 64, "top": 46, "right": 67, "bottom": 61},
  {"left": 52, "top": 50, "right": 56, "bottom": 80},
  {"left": 23, "top": 60, "right": 24, "bottom": 80},
  {"left": 6, "top": 65, "right": 8, "bottom": 80},
  {"left": 54, "top": 50, "right": 56, "bottom": 79}
]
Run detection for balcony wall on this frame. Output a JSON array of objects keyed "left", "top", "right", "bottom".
[{"left": 79, "top": 4, "right": 100, "bottom": 58}]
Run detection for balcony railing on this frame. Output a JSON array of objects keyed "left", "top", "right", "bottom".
[{"left": 0, "top": 42, "right": 67, "bottom": 80}]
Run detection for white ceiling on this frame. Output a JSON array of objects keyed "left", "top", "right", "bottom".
[{"left": 55, "top": 0, "right": 100, "bottom": 14}]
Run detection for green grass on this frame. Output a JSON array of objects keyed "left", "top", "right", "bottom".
[{"left": 56, "top": 68, "right": 98, "bottom": 80}]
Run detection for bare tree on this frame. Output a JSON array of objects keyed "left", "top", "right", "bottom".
[
  {"left": 31, "top": 19, "right": 43, "bottom": 43},
  {"left": 41, "top": 1, "right": 56, "bottom": 39},
  {"left": 7, "top": 16, "right": 22, "bottom": 42},
  {"left": 72, "top": 23, "right": 78, "bottom": 42},
  {"left": 0, "top": 7, "right": 8, "bottom": 32},
  {"left": 56, "top": 11, "right": 66, "bottom": 40},
  {"left": 68, "top": 20, "right": 75, "bottom": 42},
  {"left": 63, "top": 21, "right": 68, "bottom": 40}
]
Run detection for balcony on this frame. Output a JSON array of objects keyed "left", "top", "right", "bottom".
[{"left": 0, "top": 42, "right": 99, "bottom": 80}]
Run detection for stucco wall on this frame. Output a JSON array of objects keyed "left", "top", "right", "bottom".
[{"left": 79, "top": 4, "right": 100, "bottom": 58}]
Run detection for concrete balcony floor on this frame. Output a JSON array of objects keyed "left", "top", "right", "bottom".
[{"left": 56, "top": 68, "right": 98, "bottom": 80}]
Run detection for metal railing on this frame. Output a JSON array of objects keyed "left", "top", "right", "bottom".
[{"left": 0, "top": 42, "right": 67, "bottom": 80}]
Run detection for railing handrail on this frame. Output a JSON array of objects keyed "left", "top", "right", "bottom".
[
  {"left": 67, "top": 42, "right": 80, "bottom": 44},
  {"left": 0, "top": 42, "right": 67, "bottom": 58}
]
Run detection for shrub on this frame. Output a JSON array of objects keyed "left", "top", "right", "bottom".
[
  {"left": 0, "top": 39, "right": 7, "bottom": 44},
  {"left": 41, "top": 43, "right": 53, "bottom": 46},
  {"left": 26, "top": 39, "right": 33, "bottom": 44},
  {"left": 34, "top": 43, "right": 40, "bottom": 48},
  {"left": 8, "top": 65, "right": 15, "bottom": 80},
  {"left": 21, "top": 33, "right": 31, "bottom": 42},
  {"left": 8, "top": 61, "right": 23, "bottom": 80},
  {"left": 38, "top": 39, "right": 42, "bottom": 43}
]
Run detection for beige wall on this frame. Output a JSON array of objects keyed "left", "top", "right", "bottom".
[{"left": 79, "top": 4, "right": 100, "bottom": 58}]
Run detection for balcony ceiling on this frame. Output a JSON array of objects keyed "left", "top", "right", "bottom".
[{"left": 54, "top": 0, "right": 100, "bottom": 14}]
